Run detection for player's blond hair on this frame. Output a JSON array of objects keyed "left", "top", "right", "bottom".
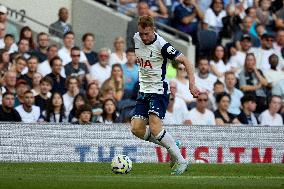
[{"left": 138, "top": 16, "right": 154, "bottom": 28}]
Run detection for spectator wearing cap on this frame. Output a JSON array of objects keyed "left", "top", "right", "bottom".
[
  {"left": 227, "top": 34, "right": 253, "bottom": 77},
  {"left": 49, "top": 7, "right": 72, "bottom": 39},
  {"left": 15, "top": 90, "right": 40, "bottom": 123},
  {"left": 237, "top": 94, "right": 258, "bottom": 125},
  {"left": 0, "top": 5, "right": 19, "bottom": 42},
  {"left": 232, "top": 16, "right": 259, "bottom": 47},
  {"left": 251, "top": 33, "right": 284, "bottom": 73},
  {"left": 0, "top": 91, "right": 21, "bottom": 122}
]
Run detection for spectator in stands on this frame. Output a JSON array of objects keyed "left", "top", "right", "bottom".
[
  {"left": 224, "top": 71, "right": 243, "bottom": 115},
  {"left": 163, "top": 80, "right": 191, "bottom": 125},
  {"left": 210, "top": 45, "right": 228, "bottom": 82},
  {"left": 117, "top": 0, "right": 137, "bottom": 15},
  {"left": 0, "top": 5, "right": 18, "bottom": 42},
  {"left": 15, "top": 90, "right": 40, "bottom": 123},
  {"left": 35, "top": 76, "right": 53, "bottom": 113},
  {"left": 273, "top": 29, "right": 284, "bottom": 58},
  {"left": 252, "top": 33, "right": 284, "bottom": 73},
  {"left": 0, "top": 48, "right": 10, "bottom": 73},
  {"left": 214, "top": 92, "right": 240, "bottom": 125},
  {"left": 19, "top": 26, "right": 36, "bottom": 50},
  {"left": 143, "top": 0, "right": 169, "bottom": 25},
  {"left": 86, "top": 81, "right": 102, "bottom": 122},
  {"left": 31, "top": 72, "right": 43, "bottom": 96},
  {"left": 172, "top": 0, "right": 204, "bottom": 44},
  {"left": 64, "top": 46, "right": 90, "bottom": 90},
  {"left": 58, "top": 31, "right": 87, "bottom": 66},
  {"left": 2, "top": 71, "right": 17, "bottom": 95},
  {"left": 256, "top": 0, "right": 275, "bottom": 32},
  {"left": 41, "top": 92, "right": 67, "bottom": 123},
  {"left": 100, "top": 64, "right": 124, "bottom": 102},
  {"left": 37, "top": 45, "right": 65, "bottom": 77},
  {"left": 109, "top": 36, "right": 127, "bottom": 65},
  {"left": 237, "top": 94, "right": 258, "bottom": 125},
  {"left": 19, "top": 56, "right": 39, "bottom": 88},
  {"left": 127, "top": 1, "right": 150, "bottom": 48},
  {"left": 13, "top": 38, "right": 30, "bottom": 59},
  {"left": 195, "top": 57, "right": 217, "bottom": 94},
  {"left": 265, "top": 54, "right": 284, "bottom": 88},
  {"left": 187, "top": 92, "right": 216, "bottom": 125},
  {"left": 0, "top": 91, "right": 21, "bottom": 121},
  {"left": 49, "top": 7, "right": 72, "bottom": 39},
  {"left": 68, "top": 93, "right": 88, "bottom": 123},
  {"left": 14, "top": 79, "right": 30, "bottom": 107},
  {"left": 73, "top": 104, "right": 93, "bottom": 125},
  {"left": 30, "top": 32, "right": 49, "bottom": 63},
  {"left": 4, "top": 34, "right": 18, "bottom": 54},
  {"left": 259, "top": 95, "right": 283, "bottom": 126},
  {"left": 203, "top": 0, "right": 226, "bottom": 36},
  {"left": 63, "top": 76, "right": 80, "bottom": 117},
  {"left": 96, "top": 98, "right": 119, "bottom": 124},
  {"left": 12, "top": 56, "right": 26, "bottom": 79},
  {"left": 208, "top": 80, "right": 225, "bottom": 111},
  {"left": 171, "top": 63, "right": 195, "bottom": 109},
  {"left": 121, "top": 48, "right": 138, "bottom": 99},
  {"left": 227, "top": 34, "right": 253, "bottom": 77},
  {"left": 82, "top": 33, "right": 98, "bottom": 66},
  {"left": 46, "top": 56, "right": 66, "bottom": 95},
  {"left": 233, "top": 16, "right": 259, "bottom": 47},
  {"left": 90, "top": 48, "right": 111, "bottom": 87},
  {"left": 220, "top": 2, "right": 242, "bottom": 40},
  {"left": 0, "top": 22, "right": 5, "bottom": 48},
  {"left": 272, "top": 79, "right": 284, "bottom": 100},
  {"left": 239, "top": 53, "right": 268, "bottom": 113}
]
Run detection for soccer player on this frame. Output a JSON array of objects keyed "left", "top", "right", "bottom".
[{"left": 130, "top": 16, "right": 200, "bottom": 175}]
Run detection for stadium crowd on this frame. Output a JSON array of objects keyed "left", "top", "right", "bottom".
[{"left": 0, "top": 0, "right": 284, "bottom": 126}]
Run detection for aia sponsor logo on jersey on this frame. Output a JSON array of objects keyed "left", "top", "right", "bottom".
[{"left": 137, "top": 57, "right": 153, "bottom": 69}]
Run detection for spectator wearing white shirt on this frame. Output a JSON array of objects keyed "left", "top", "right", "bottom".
[
  {"left": 203, "top": 0, "right": 226, "bottom": 35},
  {"left": 195, "top": 57, "right": 217, "bottom": 94},
  {"left": 4, "top": 34, "right": 18, "bottom": 54},
  {"left": 265, "top": 54, "right": 284, "bottom": 88},
  {"left": 37, "top": 44, "right": 66, "bottom": 78},
  {"left": 62, "top": 76, "right": 80, "bottom": 117},
  {"left": 259, "top": 95, "right": 283, "bottom": 126},
  {"left": 187, "top": 92, "right": 215, "bottom": 125},
  {"left": 163, "top": 80, "right": 191, "bottom": 125},
  {"left": 58, "top": 31, "right": 87, "bottom": 66},
  {"left": 210, "top": 45, "right": 228, "bottom": 82},
  {"left": 90, "top": 48, "right": 111, "bottom": 87},
  {"left": 224, "top": 71, "right": 243, "bottom": 115},
  {"left": 109, "top": 36, "right": 127, "bottom": 66},
  {"left": 15, "top": 90, "right": 40, "bottom": 123}
]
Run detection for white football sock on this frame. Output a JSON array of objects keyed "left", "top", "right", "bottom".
[
  {"left": 143, "top": 126, "right": 166, "bottom": 147},
  {"left": 155, "top": 129, "right": 186, "bottom": 163}
]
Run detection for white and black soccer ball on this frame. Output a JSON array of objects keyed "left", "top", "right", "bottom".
[{"left": 111, "top": 155, "right": 132, "bottom": 174}]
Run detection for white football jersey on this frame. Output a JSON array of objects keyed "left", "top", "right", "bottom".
[{"left": 134, "top": 32, "right": 181, "bottom": 94}]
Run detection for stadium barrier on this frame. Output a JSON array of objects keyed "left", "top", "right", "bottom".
[{"left": 0, "top": 123, "right": 283, "bottom": 163}]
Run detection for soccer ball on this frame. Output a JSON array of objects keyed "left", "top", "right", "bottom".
[{"left": 111, "top": 155, "right": 132, "bottom": 174}]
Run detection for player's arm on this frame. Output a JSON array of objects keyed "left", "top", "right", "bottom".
[{"left": 175, "top": 54, "right": 200, "bottom": 98}]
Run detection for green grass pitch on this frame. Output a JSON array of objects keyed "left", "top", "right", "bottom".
[{"left": 0, "top": 163, "right": 283, "bottom": 189}]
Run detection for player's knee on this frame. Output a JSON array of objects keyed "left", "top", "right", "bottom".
[{"left": 130, "top": 121, "right": 144, "bottom": 138}]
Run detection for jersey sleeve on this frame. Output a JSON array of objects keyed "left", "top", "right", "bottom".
[{"left": 161, "top": 43, "right": 181, "bottom": 60}]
